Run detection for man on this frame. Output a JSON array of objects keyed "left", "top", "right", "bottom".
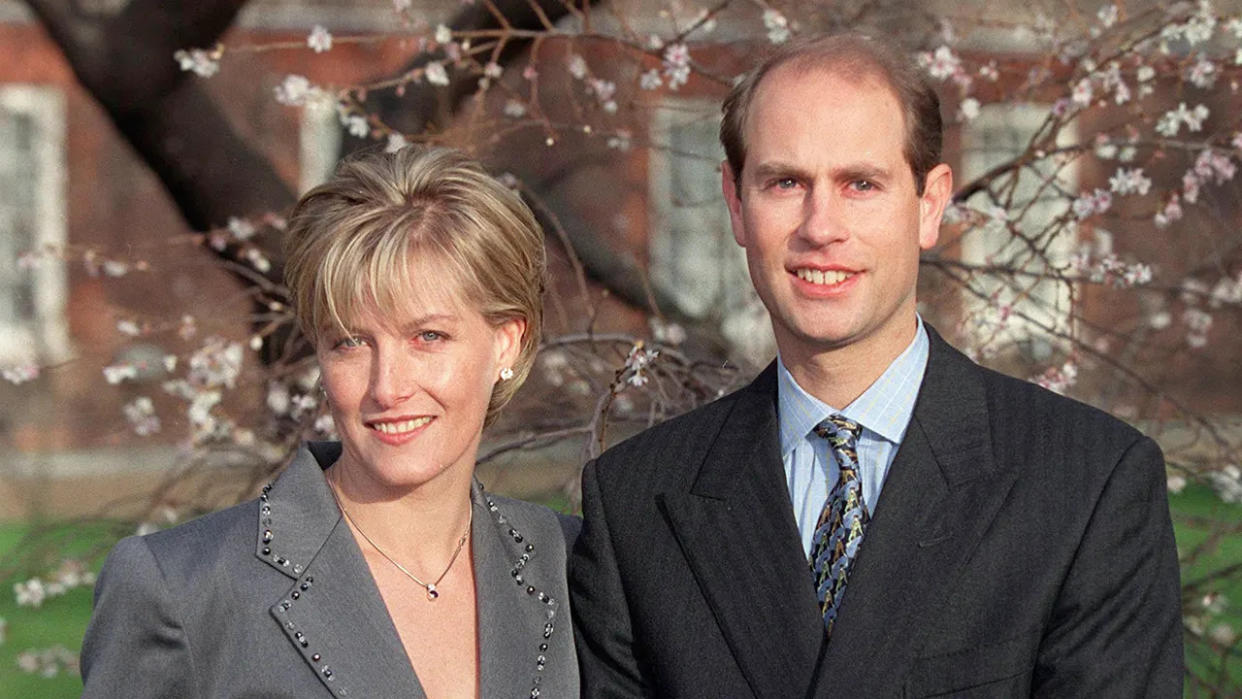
[{"left": 570, "top": 33, "right": 1182, "bottom": 697}]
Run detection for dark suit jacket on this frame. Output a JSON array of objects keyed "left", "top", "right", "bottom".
[
  {"left": 570, "top": 328, "right": 1182, "bottom": 698},
  {"left": 82, "top": 442, "right": 579, "bottom": 698}
]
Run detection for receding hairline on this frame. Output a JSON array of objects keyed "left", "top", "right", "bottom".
[{"left": 745, "top": 57, "right": 906, "bottom": 136}]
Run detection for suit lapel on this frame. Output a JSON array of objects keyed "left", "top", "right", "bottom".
[
  {"left": 660, "top": 365, "right": 826, "bottom": 699},
  {"left": 810, "top": 328, "right": 1017, "bottom": 695},
  {"left": 261, "top": 445, "right": 425, "bottom": 698}
]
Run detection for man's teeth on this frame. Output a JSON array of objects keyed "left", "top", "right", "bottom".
[
  {"left": 796, "top": 268, "right": 852, "bottom": 285},
  {"left": 372, "top": 417, "right": 432, "bottom": 434}
]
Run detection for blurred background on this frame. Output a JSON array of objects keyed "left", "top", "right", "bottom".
[{"left": 0, "top": 0, "right": 1240, "bottom": 694}]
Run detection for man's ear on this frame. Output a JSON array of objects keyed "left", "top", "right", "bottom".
[
  {"left": 918, "top": 163, "right": 953, "bottom": 250},
  {"left": 722, "top": 160, "right": 747, "bottom": 247}
]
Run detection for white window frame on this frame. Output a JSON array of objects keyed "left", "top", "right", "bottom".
[
  {"left": 958, "top": 103, "right": 1076, "bottom": 358},
  {"left": 298, "top": 98, "right": 342, "bottom": 193},
  {"left": 647, "top": 97, "right": 773, "bottom": 362},
  {"left": 0, "top": 84, "right": 68, "bottom": 364}
]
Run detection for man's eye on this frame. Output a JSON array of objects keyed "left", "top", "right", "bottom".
[
  {"left": 775, "top": 177, "right": 798, "bottom": 189},
  {"left": 851, "top": 180, "right": 875, "bottom": 192}
]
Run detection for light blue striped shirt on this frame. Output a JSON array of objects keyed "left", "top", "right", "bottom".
[{"left": 777, "top": 319, "right": 930, "bottom": 558}]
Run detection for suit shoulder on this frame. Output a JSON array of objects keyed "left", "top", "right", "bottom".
[
  {"left": 976, "top": 363, "right": 1143, "bottom": 441},
  {"left": 595, "top": 384, "right": 747, "bottom": 467}
]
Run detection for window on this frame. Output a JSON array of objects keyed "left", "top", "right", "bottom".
[
  {"left": 298, "top": 98, "right": 342, "bottom": 193},
  {"left": 647, "top": 98, "right": 773, "bottom": 362},
  {"left": 957, "top": 103, "right": 1076, "bottom": 359},
  {"left": 0, "top": 85, "right": 68, "bottom": 364}
]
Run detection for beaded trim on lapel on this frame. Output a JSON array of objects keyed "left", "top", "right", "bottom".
[
  {"left": 255, "top": 482, "right": 308, "bottom": 578},
  {"left": 258, "top": 465, "right": 564, "bottom": 698},
  {"left": 484, "top": 493, "right": 561, "bottom": 699}
]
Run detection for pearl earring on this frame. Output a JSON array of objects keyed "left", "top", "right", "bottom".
[{"left": 499, "top": 367, "right": 514, "bottom": 381}]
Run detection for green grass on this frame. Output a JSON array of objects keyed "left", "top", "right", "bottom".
[
  {"left": 1171, "top": 484, "right": 1242, "bottom": 695},
  {"left": 0, "top": 487, "right": 1238, "bottom": 697},
  {"left": 0, "top": 521, "right": 121, "bottom": 699}
]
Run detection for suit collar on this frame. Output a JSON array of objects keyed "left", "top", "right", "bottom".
[
  {"left": 663, "top": 364, "right": 827, "bottom": 698},
  {"left": 810, "top": 325, "right": 1015, "bottom": 694}
]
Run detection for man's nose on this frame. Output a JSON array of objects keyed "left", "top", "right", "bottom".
[{"left": 798, "top": 186, "right": 849, "bottom": 247}]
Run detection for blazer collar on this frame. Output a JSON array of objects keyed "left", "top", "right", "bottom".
[
  {"left": 660, "top": 364, "right": 828, "bottom": 698},
  {"left": 260, "top": 443, "right": 564, "bottom": 698},
  {"left": 261, "top": 443, "right": 425, "bottom": 697}
]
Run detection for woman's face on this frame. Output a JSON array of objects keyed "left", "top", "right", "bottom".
[{"left": 317, "top": 259, "right": 523, "bottom": 494}]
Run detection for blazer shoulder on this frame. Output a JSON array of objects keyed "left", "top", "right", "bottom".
[{"left": 136, "top": 499, "right": 259, "bottom": 584}]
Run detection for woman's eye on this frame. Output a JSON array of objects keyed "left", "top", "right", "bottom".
[
  {"left": 334, "top": 335, "right": 365, "bottom": 349},
  {"left": 418, "top": 330, "right": 444, "bottom": 343}
]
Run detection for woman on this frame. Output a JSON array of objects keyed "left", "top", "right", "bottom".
[{"left": 81, "top": 146, "right": 578, "bottom": 698}]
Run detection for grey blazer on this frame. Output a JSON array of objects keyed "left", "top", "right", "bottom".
[{"left": 81, "top": 442, "right": 579, "bottom": 698}]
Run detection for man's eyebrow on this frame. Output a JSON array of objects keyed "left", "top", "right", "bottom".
[
  {"left": 749, "top": 161, "right": 812, "bottom": 182},
  {"left": 835, "top": 164, "right": 892, "bottom": 182}
]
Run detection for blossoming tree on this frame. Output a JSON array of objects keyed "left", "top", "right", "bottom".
[{"left": 5, "top": 0, "right": 1242, "bottom": 692}]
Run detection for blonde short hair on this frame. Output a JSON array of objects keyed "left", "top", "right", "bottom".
[{"left": 283, "top": 146, "right": 545, "bottom": 425}]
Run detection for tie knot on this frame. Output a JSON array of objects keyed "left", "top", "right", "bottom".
[{"left": 812, "top": 414, "right": 862, "bottom": 444}]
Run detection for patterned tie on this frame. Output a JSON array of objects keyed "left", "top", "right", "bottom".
[{"left": 809, "top": 414, "right": 869, "bottom": 637}]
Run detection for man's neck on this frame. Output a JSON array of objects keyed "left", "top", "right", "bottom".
[{"left": 780, "top": 317, "right": 920, "bottom": 409}]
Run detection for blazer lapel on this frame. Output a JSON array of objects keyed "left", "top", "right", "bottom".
[
  {"left": 810, "top": 328, "right": 1018, "bottom": 695},
  {"left": 473, "top": 484, "right": 566, "bottom": 698},
  {"left": 261, "top": 445, "right": 426, "bottom": 698},
  {"left": 659, "top": 365, "right": 826, "bottom": 699}
]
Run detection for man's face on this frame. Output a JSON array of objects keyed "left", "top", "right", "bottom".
[{"left": 723, "top": 65, "right": 951, "bottom": 369}]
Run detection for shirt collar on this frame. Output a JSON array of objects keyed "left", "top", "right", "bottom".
[{"left": 777, "top": 317, "right": 930, "bottom": 457}]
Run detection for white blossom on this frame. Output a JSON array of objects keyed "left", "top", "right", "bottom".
[
  {"left": 1137, "top": 65, "right": 1156, "bottom": 82},
  {"left": 1097, "top": 3, "right": 1118, "bottom": 28},
  {"left": 662, "top": 44, "right": 691, "bottom": 89},
  {"left": 434, "top": 24, "right": 452, "bottom": 45},
  {"left": 503, "top": 99, "right": 527, "bottom": 118},
  {"left": 1187, "top": 55, "right": 1217, "bottom": 89},
  {"left": 1071, "top": 78, "right": 1094, "bottom": 106},
  {"left": 123, "top": 396, "right": 161, "bottom": 436},
  {"left": 188, "top": 337, "right": 244, "bottom": 389},
  {"left": 763, "top": 9, "right": 790, "bottom": 44},
  {"left": 14, "top": 578, "right": 45, "bottom": 607},
  {"left": 483, "top": 62, "right": 503, "bottom": 79},
  {"left": 1108, "top": 167, "right": 1151, "bottom": 196},
  {"left": 922, "top": 46, "right": 962, "bottom": 81},
  {"left": 606, "top": 129, "right": 632, "bottom": 151},
  {"left": 341, "top": 113, "right": 368, "bottom": 137},
  {"left": 103, "top": 362, "right": 138, "bottom": 385},
  {"left": 385, "top": 133, "right": 408, "bottom": 153},
  {"left": 567, "top": 54, "right": 588, "bottom": 80},
  {"left": 2, "top": 364, "right": 38, "bottom": 385},
  {"left": 274, "top": 75, "right": 314, "bottom": 106},
  {"left": 173, "top": 48, "right": 220, "bottom": 78},
  {"left": 425, "top": 62, "right": 450, "bottom": 86},
  {"left": 639, "top": 69, "right": 663, "bottom": 90},
  {"left": 307, "top": 25, "right": 333, "bottom": 53},
  {"left": 227, "top": 217, "right": 256, "bottom": 241},
  {"left": 958, "top": 97, "right": 981, "bottom": 121}
]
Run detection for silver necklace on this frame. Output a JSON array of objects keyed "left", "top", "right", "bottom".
[{"left": 327, "top": 470, "right": 471, "bottom": 601}]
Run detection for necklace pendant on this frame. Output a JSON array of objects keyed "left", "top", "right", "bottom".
[{"left": 426, "top": 584, "right": 439, "bottom": 601}]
